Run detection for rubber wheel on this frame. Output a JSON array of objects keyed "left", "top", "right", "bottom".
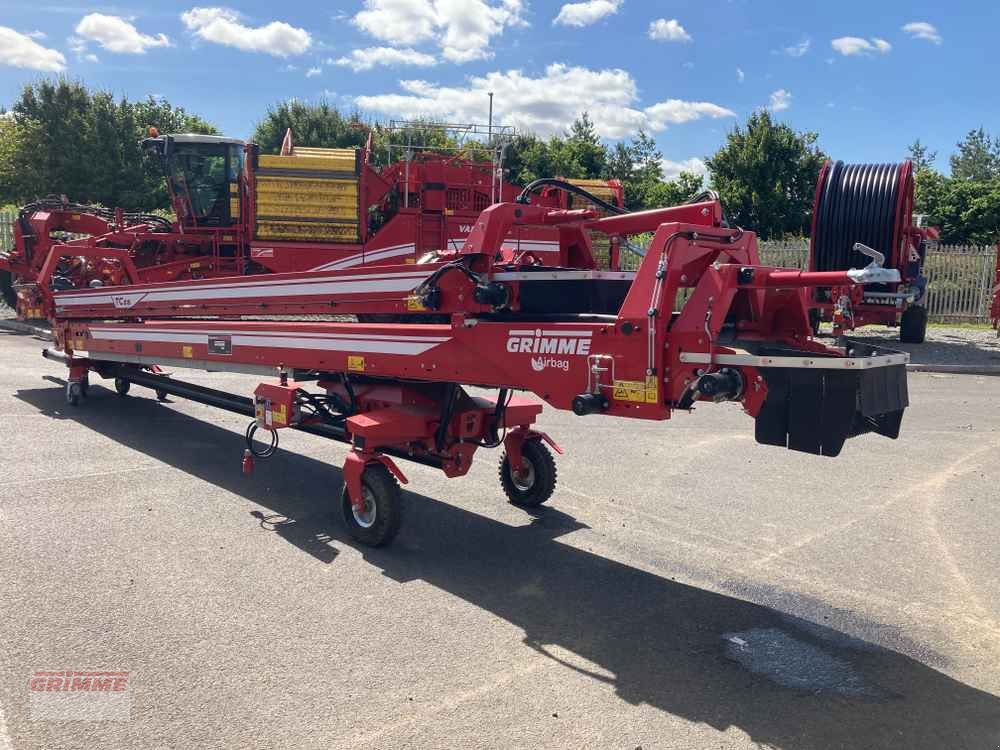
[
  {"left": 340, "top": 463, "right": 403, "bottom": 547},
  {"left": 0, "top": 270, "right": 16, "bottom": 310},
  {"left": 155, "top": 388, "right": 168, "bottom": 401},
  {"left": 65, "top": 381, "right": 82, "bottom": 407},
  {"left": 499, "top": 440, "right": 557, "bottom": 508},
  {"left": 899, "top": 305, "right": 928, "bottom": 344},
  {"left": 79, "top": 375, "right": 89, "bottom": 398},
  {"left": 114, "top": 377, "right": 131, "bottom": 396}
]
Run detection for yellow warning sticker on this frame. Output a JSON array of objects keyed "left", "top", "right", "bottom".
[
  {"left": 182, "top": 345, "right": 193, "bottom": 358},
  {"left": 73, "top": 337, "right": 84, "bottom": 351},
  {"left": 613, "top": 376, "right": 659, "bottom": 404},
  {"left": 347, "top": 355, "right": 365, "bottom": 372},
  {"left": 406, "top": 295, "right": 427, "bottom": 311}
]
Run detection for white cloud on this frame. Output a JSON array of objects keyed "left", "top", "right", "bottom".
[
  {"left": 768, "top": 89, "right": 791, "bottom": 111},
  {"left": 661, "top": 157, "right": 707, "bottom": 180},
  {"left": 0, "top": 26, "right": 66, "bottom": 71},
  {"left": 736, "top": 67, "right": 744, "bottom": 83},
  {"left": 648, "top": 18, "right": 690, "bottom": 42},
  {"left": 26, "top": 30, "right": 46, "bottom": 39},
  {"left": 352, "top": 0, "right": 526, "bottom": 64},
  {"left": 553, "top": 0, "right": 622, "bottom": 28},
  {"left": 644, "top": 99, "right": 734, "bottom": 129},
  {"left": 75, "top": 14, "right": 170, "bottom": 54},
  {"left": 305, "top": 66, "right": 321, "bottom": 77},
  {"left": 354, "top": 63, "right": 734, "bottom": 139},
  {"left": 181, "top": 7, "right": 312, "bottom": 57},
  {"left": 831, "top": 36, "right": 891, "bottom": 56},
  {"left": 902, "top": 21, "right": 941, "bottom": 44},
  {"left": 781, "top": 39, "right": 810, "bottom": 57},
  {"left": 335, "top": 46, "right": 437, "bottom": 72}
]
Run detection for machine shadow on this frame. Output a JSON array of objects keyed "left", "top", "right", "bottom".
[{"left": 14, "top": 383, "right": 1000, "bottom": 750}]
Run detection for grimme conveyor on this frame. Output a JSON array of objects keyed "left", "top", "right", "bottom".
[{"left": 41, "top": 191, "right": 909, "bottom": 546}]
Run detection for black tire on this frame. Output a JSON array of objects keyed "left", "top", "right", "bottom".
[
  {"left": 0, "top": 270, "right": 16, "bottom": 310},
  {"left": 79, "top": 375, "right": 89, "bottom": 398},
  {"left": 114, "top": 377, "right": 131, "bottom": 396},
  {"left": 340, "top": 463, "right": 403, "bottom": 547},
  {"left": 155, "top": 388, "right": 168, "bottom": 401},
  {"left": 899, "top": 305, "right": 928, "bottom": 344},
  {"left": 499, "top": 440, "right": 557, "bottom": 508},
  {"left": 65, "top": 381, "right": 82, "bottom": 407}
]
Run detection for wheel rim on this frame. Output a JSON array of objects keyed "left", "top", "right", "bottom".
[
  {"left": 352, "top": 486, "right": 377, "bottom": 528},
  {"left": 511, "top": 458, "right": 535, "bottom": 491}
]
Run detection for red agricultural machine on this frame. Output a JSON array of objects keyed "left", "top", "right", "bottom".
[
  {"left": 30, "top": 180, "right": 908, "bottom": 546},
  {"left": 0, "top": 124, "right": 622, "bottom": 319},
  {"left": 808, "top": 160, "right": 938, "bottom": 343}
]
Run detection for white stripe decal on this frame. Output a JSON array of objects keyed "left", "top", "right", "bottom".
[
  {"left": 90, "top": 329, "right": 449, "bottom": 356},
  {"left": 309, "top": 243, "right": 416, "bottom": 272},
  {"left": 88, "top": 327, "right": 449, "bottom": 343},
  {"left": 56, "top": 275, "right": 426, "bottom": 307},
  {"left": 55, "top": 268, "right": 430, "bottom": 303}
]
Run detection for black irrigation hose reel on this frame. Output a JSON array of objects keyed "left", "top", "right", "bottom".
[{"left": 809, "top": 160, "right": 930, "bottom": 343}]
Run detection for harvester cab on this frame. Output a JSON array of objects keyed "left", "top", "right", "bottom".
[{"left": 142, "top": 133, "right": 245, "bottom": 228}]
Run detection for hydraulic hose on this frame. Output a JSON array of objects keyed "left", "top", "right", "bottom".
[{"left": 516, "top": 178, "right": 627, "bottom": 215}]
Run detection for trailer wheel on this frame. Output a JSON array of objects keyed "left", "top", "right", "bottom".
[
  {"left": 0, "top": 270, "right": 16, "bottom": 310},
  {"left": 899, "top": 305, "right": 928, "bottom": 344},
  {"left": 79, "top": 375, "right": 89, "bottom": 398},
  {"left": 499, "top": 440, "right": 557, "bottom": 508},
  {"left": 65, "top": 381, "right": 83, "bottom": 407},
  {"left": 114, "top": 377, "right": 131, "bottom": 396},
  {"left": 155, "top": 388, "right": 168, "bottom": 402},
  {"left": 340, "top": 463, "right": 403, "bottom": 547}
]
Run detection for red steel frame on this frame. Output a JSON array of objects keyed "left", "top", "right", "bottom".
[{"left": 45, "top": 197, "right": 909, "bottom": 544}]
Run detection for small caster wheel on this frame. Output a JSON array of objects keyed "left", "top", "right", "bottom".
[
  {"left": 499, "top": 439, "right": 557, "bottom": 507},
  {"left": 114, "top": 377, "right": 131, "bottom": 396},
  {"left": 340, "top": 463, "right": 402, "bottom": 547},
  {"left": 899, "top": 305, "right": 927, "bottom": 344},
  {"left": 155, "top": 388, "right": 168, "bottom": 401},
  {"left": 65, "top": 381, "right": 83, "bottom": 407},
  {"left": 79, "top": 375, "right": 89, "bottom": 398}
]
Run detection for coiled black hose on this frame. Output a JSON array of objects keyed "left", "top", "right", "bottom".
[{"left": 811, "top": 161, "right": 904, "bottom": 276}]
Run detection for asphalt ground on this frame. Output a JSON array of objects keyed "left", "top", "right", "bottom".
[{"left": 0, "top": 328, "right": 998, "bottom": 749}]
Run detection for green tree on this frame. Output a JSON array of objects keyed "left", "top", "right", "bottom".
[
  {"left": 563, "top": 113, "right": 606, "bottom": 179},
  {"left": 617, "top": 130, "right": 663, "bottom": 209},
  {"left": 949, "top": 128, "right": 1000, "bottom": 181},
  {"left": 918, "top": 175, "right": 1000, "bottom": 244},
  {"left": 252, "top": 100, "right": 368, "bottom": 154},
  {"left": 706, "top": 110, "right": 826, "bottom": 239},
  {"left": 646, "top": 171, "right": 705, "bottom": 208},
  {"left": 5, "top": 80, "right": 215, "bottom": 210},
  {"left": 907, "top": 138, "right": 937, "bottom": 171},
  {"left": 0, "top": 113, "right": 24, "bottom": 204}
]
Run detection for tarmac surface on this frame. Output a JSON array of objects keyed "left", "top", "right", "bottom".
[{"left": 0, "top": 328, "right": 998, "bottom": 749}]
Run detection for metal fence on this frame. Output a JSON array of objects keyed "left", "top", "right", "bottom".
[
  {"left": 0, "top": 210, "right": 13, "bottom": 252},
  {"left": 0, "top": 210, "right": 995, "bottom": 323}
]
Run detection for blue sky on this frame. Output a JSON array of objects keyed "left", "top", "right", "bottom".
[{"left": 0, "top": 1, "right": 992, "bottom": 178}]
